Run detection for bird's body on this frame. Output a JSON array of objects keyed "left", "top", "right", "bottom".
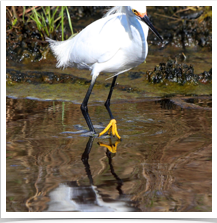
[
  {"left": 47, "top": 6, "right": 162, "bottom": 138},
  {"left": 48, "top": 7, "right": 148, "bottom": 76}
]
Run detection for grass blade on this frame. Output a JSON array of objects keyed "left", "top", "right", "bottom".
[
  {"left": 61, "top": 6, "right": 65, "bottom": 41},
  {"left": 65, "top": 7, "right": 73, "bottom": 35},
  {"left": 41, "top": 15, "right": 49, "bottom": 36},
  {"left": 51, "top": 6, "right": 60, "bottom": 20}
]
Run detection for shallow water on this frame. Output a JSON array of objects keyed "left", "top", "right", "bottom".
[{"left": 6, "top": 95, "right": 212, "bottom": 212}]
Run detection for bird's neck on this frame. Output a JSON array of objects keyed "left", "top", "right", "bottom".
[
  {"left": 122, "top": 6, "right": 130, "bottom": 15},
  {"left": 122, "top": 7, "right": 137, "bottom": 40}
]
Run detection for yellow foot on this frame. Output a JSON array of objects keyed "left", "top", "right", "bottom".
[
  {"left": 98, "top": 139, "right": 121, "bottom": 153},
  {"left": 98, "top": 119, "right": 121, "bottom": 139}
]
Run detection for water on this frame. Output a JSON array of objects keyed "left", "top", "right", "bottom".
[{"left": 6, "top": 96, "right": 212, "bottom": 212}]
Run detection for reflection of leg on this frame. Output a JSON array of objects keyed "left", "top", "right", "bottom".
[
  {"left": 106, "top": 150, "right": 123, "bottom": 195},
  {"left": 80, "top": 74, "right": 98, "bottom": 134},
  {"left": 99, "top": 76, "right": 121, "bottom": 139},
  {"left": 81, "top": 136, "right": 95, "bottom": 185}
]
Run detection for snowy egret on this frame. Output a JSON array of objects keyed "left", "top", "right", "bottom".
[{"left": 47, "top": 6, "right": 163, "bottom": 139}]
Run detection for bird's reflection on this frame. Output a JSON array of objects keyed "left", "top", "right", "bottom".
[
  {"left": 45, "top": 136, "right": 137, "bottom": 212},
  {"left": 98, "top": 138, "right": 121, "bottom": 153},
  {"left": 82, "top": 136, "right": 123, "bottom": 195},
  {"left": 105, "top": 148, "right": 123, "bottom": 195}
]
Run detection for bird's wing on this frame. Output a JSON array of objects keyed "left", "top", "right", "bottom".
[{"left": 69, "top": 14, "right": 128, "bottom": 65}]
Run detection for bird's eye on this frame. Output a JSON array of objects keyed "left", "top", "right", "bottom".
[{"left": 132, "top": 9, "right": 138, "bottom": 15}]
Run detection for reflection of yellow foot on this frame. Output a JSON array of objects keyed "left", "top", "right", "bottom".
[
  {"left": 98, "top": 140, "right": 121, "bottom": 153},
  {"left": 98, "top": 119, "right": 121, "bottom": 139}
]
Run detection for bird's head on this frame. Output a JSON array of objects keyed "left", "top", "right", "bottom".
[{"left": 128, "top": 6, "right": 163, "bottom": 42}]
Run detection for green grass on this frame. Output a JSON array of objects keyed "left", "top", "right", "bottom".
[
  {"left": 29, "top": 6, "right": 74, "bottom": 40},
  {"left": 6, "top": 6, "right": 75, "bottom": 40}
]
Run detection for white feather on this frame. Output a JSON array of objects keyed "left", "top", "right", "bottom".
[{"left": 46, "top": 37, "right": 75, "bottom": 69}]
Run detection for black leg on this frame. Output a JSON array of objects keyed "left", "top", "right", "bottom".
[
  {"left": 104, "top": 76, "right": 117, "bottom": 119},
  {"left": 80, "top": 75, "right": 97, "bottom": 133},
  {"left": 98, "top": 75, "right": 121, "bottom": 139}
]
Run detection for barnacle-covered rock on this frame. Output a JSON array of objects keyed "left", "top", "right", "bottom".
[{"left": 146, "top": 59, "right": 211, "bottom": 85}]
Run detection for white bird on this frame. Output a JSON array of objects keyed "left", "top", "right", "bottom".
[{"left": 47, "top": 6, "right": 163, "bottom": 139}]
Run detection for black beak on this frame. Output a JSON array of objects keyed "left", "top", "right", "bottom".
[{"left": 141, "top": 15, "right": 163, "bottom": 42}]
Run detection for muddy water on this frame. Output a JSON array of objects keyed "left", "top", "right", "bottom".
[{"left": 6, "top": 95, "right": 211, "bottom": 212}]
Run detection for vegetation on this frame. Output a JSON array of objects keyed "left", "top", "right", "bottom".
[
  {"left": 6, "top": 6, "right": 74, "bottom": 40},
  {"left": 6, "top": 6, "right": 79, "bottom": 63}
]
